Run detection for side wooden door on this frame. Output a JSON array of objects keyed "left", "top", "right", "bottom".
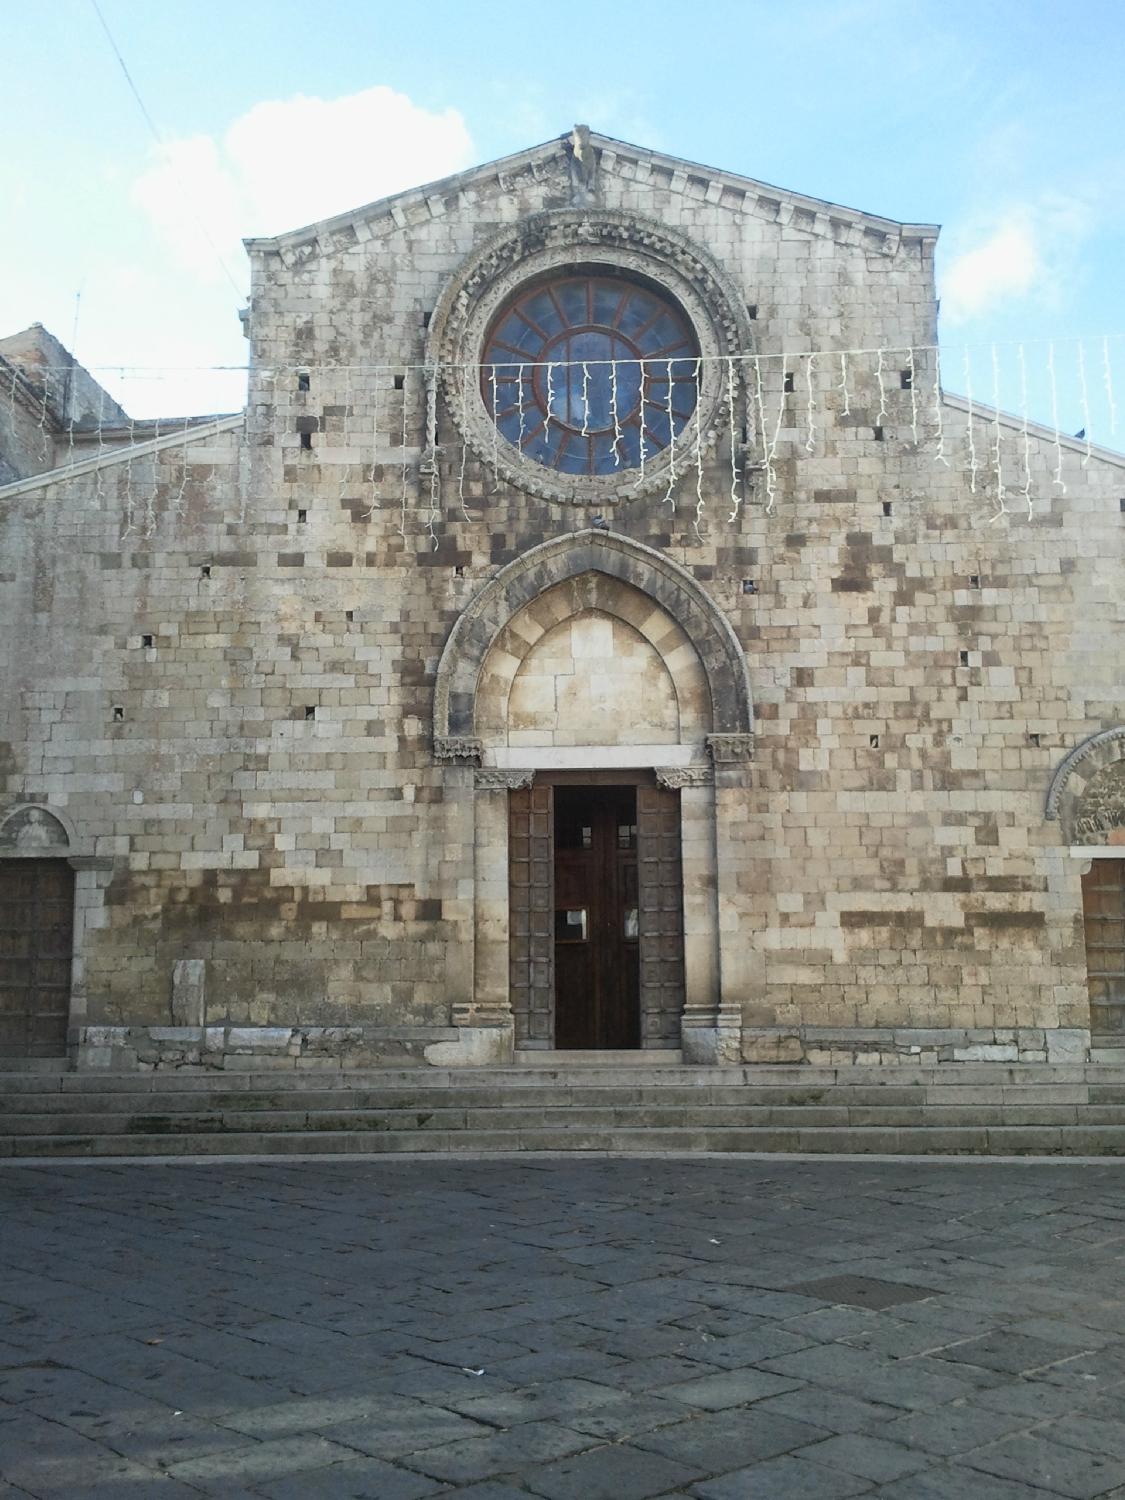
[{"left": 0, "top": 860, "right": 74, "bottom": 1058}]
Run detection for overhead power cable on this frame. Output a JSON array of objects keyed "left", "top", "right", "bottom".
[{"left": 89, "top": 0, "right": 244, "bottom": 299}]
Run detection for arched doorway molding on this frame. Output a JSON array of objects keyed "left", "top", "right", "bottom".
[
  {"left": 475, "top": 573, "right": 711, "bottom": 748},
  {"left": 0, "top": 802, "right": 111, "bottom": 1062},
  {"left": 427, "top": 530, "right": 753, "bottom": 1070},
  {"left": 433, "top": 528, "right": 753, "bottom": 761},
  {"left": 1046, "top": 728, "right": 1125, "bottom": 1054},
  {"left": 1046, "top": 726, "right": 1125, "bottom": 845}
]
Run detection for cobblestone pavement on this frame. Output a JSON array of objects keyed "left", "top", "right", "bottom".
[{"left": 4, "top": 1158, "right": 1125, "bottom": 1498}]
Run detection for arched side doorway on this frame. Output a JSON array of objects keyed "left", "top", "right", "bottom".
[
  {"left": 429, "top": 530, "right": 754, "bottom": 1067},
  {"left": 1047, "top": 728, "right": 1125, "bottom": 1049},
  {"left": 0, "top": 805, "right": 109, "bottom": 1062}
]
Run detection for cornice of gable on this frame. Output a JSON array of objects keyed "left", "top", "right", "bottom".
[
  {"left": 942, "top": 391, "right": 1125, "bottom": 469},
  {"left": 0, "top": 413, "right": 244, "bottom": 503},
  {"left": 244, "top": 130, "right": 940, "bottom": 268}
]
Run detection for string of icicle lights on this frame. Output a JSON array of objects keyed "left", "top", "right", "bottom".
[{"left": 4, "top": 336, "right": 1122, "bottom": 543}]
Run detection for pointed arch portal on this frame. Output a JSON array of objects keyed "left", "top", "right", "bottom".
[{"left": 429, "top": 530, "right": 754, "bottom": 1068}]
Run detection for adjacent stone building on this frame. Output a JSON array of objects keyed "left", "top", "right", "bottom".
[{"left": 1, "top": 128, "right": 1123, "bottom": 1072}]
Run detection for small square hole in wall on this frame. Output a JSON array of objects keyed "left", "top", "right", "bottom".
[
  {"left": 900, "top": 369, "right": 913, "bottom": 390},
  {"left": 422, "top": 311, "right": 431, "bottom": 328},
  {"left": 783, "top": 371, "right": 795, "bottom": 393},
  {"left": 869, "top": 734, "right": 880, "bottom": 748},
  {"left": 297, "top": 371, "right": 310, "bottom": 392},
  {"left": 393, "top": 374, "right": 405, "bottom": 391},
  {"left": 1120, "top": 498, "right": 1125, "bottom": 513},
  {"left": 112, "top": 705, "right": 124, "bottom": 722},
  {"left": 454, "top": 565, "right": 465, "bottom": 578},
  {"left": 297, "top": 509, "right": 308, "bottom": 523},
  {"left": 141, "top": 634, "right": 154, "bottom": 649},
  {"left": 747, "top": 303, "right": 758, "bottom": 319},
  {"left": 873, "top": 425, "right": 885, "bottom": 441},
  {"left": 345, "top": 609, "right": 354, "bottom": 622},
  {"left": 200, "top": 563, "right": 211, "bottom": 579},
  {"left": 741, "top": 578, "right": 757, "bottom": 595},
  {"left": 882, "top": 501, "right": 893, "bottom": 517},
  {"left": 299, "top": 430, "right": 313, "bottom": 450},
  {"left": 304, "top": 705, "right": 316, "bottom": 720},
  {"left": 968, "top": 574, "right": 981, "bottom": 589},
  {"left": 1029, "top": 732, "right": 1041, "bottom": 747},
  {"left": 959, "top": 649, "right": 970, "bottom": 666}
]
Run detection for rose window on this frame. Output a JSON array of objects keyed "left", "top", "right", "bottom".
[{"left": 480, "top": 273, "right": 699, "bottom": 477}]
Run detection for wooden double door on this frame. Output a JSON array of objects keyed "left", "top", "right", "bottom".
[
  {"left": 554, "top": 786, "right": 641, "bottom": 1049},
  {"left": 509, "top": 776, "right": 685, "bottom": 1050},
  {"left": 0, "top": 860, "right": 74, "bottom": 1058}
]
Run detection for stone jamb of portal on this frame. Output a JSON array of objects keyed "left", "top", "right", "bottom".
[
  {"left": 423, "top": 208, "right": 754, "bottom": 506},
  {"left": 0, "top": 803, "right": 114, "bottom": 1058},
  {"left": 1046, "top": 726, "right": 1125, "bottom": 844}
]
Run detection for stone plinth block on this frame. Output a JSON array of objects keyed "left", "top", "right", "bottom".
[{"left": 171, "top": 959, "right": 206, "bottom": 1028}]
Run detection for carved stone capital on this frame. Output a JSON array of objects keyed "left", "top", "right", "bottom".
[
  {"left": 706, "top": 732, "right": 755, "bottom": 764},
  {"left": 475, "top": 768, "right": 535, "bottom": 791},
  {"left": 434, "top": 735, "right": 483, "bottom": 765},
  {"left": 655, "top": 765, "right": 713, "bottom": 789}
]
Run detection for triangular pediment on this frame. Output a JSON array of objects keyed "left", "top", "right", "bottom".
[{"left": 244, "top": 129, "right": 940, "bottom": 265}]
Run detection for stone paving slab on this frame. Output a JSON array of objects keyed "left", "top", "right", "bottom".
[{"left": 4, "top": 1158, "right": 1125, "bottom": 1496}]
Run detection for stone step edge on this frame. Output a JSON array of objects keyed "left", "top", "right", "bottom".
[
  {"left": 6, "top": 1124, "right": 1125, "bottom": 1158},
  {"left": 7, "top": 1104, "right": 1125, "bottom": 1133},
  {"left": 0, "top": 1062, "right": 1119, "bottom": 1092},
  {"left": 0, "top": 1082, "right": 1112, "bottom": 1104}
]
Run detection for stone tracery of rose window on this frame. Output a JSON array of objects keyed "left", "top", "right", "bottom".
[{"left": 480, "top": 273, "right": 699, "bottom": 477}]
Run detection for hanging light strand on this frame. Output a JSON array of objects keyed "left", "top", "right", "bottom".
[
  {"left": 399, "top": 368, "right": 409, "bottom": 542},
  {"left": 425, "top": 365, "right": 439, "bottom": 552},
  {"left": 989, "top": 344, "right": 1008, "bottom": 523},
  {"left": 1103, "top": 335, "right": 1118, "bottom": 437},
  {"left": 664, "top": 359, "right": 677, "bottom": 507},
  {"left": 726, "top": 358, "right": 741, "bottom": 523},
  {"left": 963, "top": 348, "right": 977, "bottom": 494},
  {"left": 1048, "top": 342, "right": 1066, "bottom": 493},
  {"left": 693, "top": 357, "right": 705, "bottom": 539},
  {"left": 1077, "top": 342, "right": 1093, "bottom": 467},
  {"left": 458, "top": 373, "right": 470, "bottom": 521},
  {"left": 804, "top": 352, "right": 817, "bottom": 454},
  {"left": 363, "top": 369, "right": 380, "bottom": 521},
  {"left": 1018, "top": 343, "right": 1033, "bottom": 519}
]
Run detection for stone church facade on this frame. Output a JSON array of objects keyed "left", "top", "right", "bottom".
[{"left": 1, "top": 128, "right": 1123, "bottom": 1073}]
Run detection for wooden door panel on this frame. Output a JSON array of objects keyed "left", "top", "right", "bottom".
[
  {"left": 0, "top": 859, "right": 73, "bottom": 1058},
  {"left": 511, "top": 777, "right": 686, "bottom": 1052},
  {"left": 1083, "top": 861, "right": 1125, "bottom": 1035},
  {"left": 636, "top": 785, "right": 686, "bottom": 1044},
  {"left": 553, "top": 786, "right": 641, "bottom": 1050},
  {"left": 509, "top": 784, "right": 554, "bottom": 1045}
]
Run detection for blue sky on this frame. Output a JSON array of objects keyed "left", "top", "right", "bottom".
[{"left": 4, "top": 0, "right": 1123, "bottom": 433}]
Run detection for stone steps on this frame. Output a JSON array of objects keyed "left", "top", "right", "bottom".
[
  {"left": 0, "top": 1086, "right": 1110, "bottom": 1110},
  {"left": 12, "top": 1103, "right": 1125, "bottom": 1136},
  {"left": 5, "top": 1124, "right": 1125, "bottom": 1158},
  {"left": 4, "top": 1063, "right": 1125, "bottom": 1158}
]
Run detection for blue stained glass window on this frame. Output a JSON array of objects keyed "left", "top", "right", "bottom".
[{"left": 481, "top": 274, "right": 698, "bottom": 477}]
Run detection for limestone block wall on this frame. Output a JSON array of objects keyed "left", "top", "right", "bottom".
[
  {"left": 0, "top": 138, "right": 1122, "bottom": 1066},
  {"left": 506, "top": 611, "right": 681, "bottom": 748}
]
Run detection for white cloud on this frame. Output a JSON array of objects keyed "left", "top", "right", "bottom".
[
  {"left": 939, "top": 194, "right": 1094, "bottom": 324},
  {"left": 941, "top": 221, "right": 1039, "bottom": 322},
  {"left": 132, "top": 86, "right": 474, "bottom": 287}
]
